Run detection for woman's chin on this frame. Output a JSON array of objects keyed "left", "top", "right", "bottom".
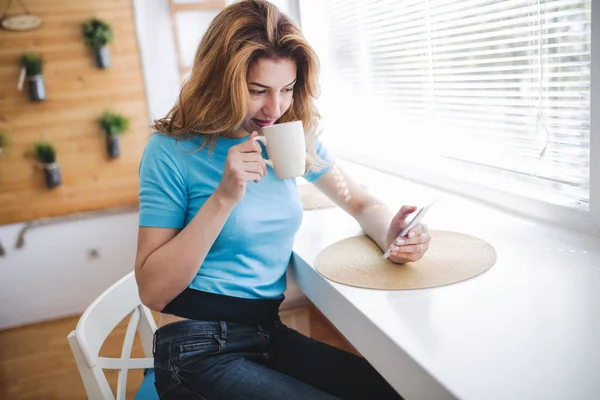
[{"left": 242, "top": 118, "right": 263, "bottom": 135}]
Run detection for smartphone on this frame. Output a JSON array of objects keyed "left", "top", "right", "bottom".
[{"left": 382, "top": 198, "right": 437, "bottom": 259}]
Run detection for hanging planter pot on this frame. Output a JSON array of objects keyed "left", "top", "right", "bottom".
[
  {"left": 27, "top": 75, "right": 46, "bottom": 102},
  {"left": 106, "top": 134, "right": 120, "bottom": 158},
  {"left": 92, "top": 45, "right": 111, "bottom": 69},
  {"left": 43, "top": 162, "right": 62, "bottom": 188},
  {"left": 0, "top": 133, "right": 7, "bottom": 155},
  {"left": 98, "top": 110, "right": 129, "bottom": 159},
  {"left": 33, "top": 141, "right": 61, "bottom": 189},
  {"left": 19, "top": 52, "right": 46, "bottom": 102},
  {"left": 82, "top": 18, "right": 113, "bottom": 69}
]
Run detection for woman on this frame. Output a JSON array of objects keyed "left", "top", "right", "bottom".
[{"left": 136, "top": 1, "right": 430, "bottom": 399}]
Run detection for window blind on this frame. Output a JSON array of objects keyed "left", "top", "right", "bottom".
[{"left": 314, "top": 0, "right": 591, "bottom": 208}]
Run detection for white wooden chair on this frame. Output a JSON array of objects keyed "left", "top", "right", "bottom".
[{"left": 67, "top": 271, "right": 157, "bottom": 400}]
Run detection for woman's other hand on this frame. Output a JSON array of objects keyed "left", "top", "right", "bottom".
[{"left": 385, "top": 205, "right": 431, "bottom": 264}]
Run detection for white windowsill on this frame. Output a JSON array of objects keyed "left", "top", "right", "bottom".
[{"left": 331, "top": 149, "right": 600, "bottom": 238}]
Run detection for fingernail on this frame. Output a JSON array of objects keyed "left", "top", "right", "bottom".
[
  {"left": 409, "top": 232, "right": 415, "bottom": 238},
  {"left": 395, "top": 239, "right": 405, "bottom": 245},
  {"left": 391, "top": 245, "right": 400, "bottom": 251}
]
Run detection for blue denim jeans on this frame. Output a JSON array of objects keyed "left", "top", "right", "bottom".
[{"left": 153, "top": 319, "right": 402, "bottom": 399}]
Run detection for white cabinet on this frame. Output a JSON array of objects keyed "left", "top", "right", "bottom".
[{"left": 0, "top": 211, "right": 307, "bottom": 330}]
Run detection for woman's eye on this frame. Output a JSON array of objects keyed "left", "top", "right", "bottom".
[
  {"left": 250, "top": 90, "right": 265, "bottom": 95},
  {"left": 283, "top": 88, "right": 294, "bottom": 93}
]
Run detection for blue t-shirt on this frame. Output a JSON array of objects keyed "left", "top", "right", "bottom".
[{"left": 138, "top": 133, "right": 333, "bottom": 299}]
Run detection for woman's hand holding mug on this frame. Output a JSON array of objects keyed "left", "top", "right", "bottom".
[{"left": 216, "top": 131, "right": 267, "bottom": 204}]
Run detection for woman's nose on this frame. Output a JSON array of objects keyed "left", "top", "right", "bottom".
[{"left": 263, "top": 94, "right": 281, "bottom": 119}]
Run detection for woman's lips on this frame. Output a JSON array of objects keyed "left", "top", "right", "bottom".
[{"left": 252, "top": 118, "right": 276, "bottom": 127}]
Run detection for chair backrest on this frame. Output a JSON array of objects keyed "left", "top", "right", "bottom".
[{"left": 67, "top": 271, "right": 157, "bottom": 400}]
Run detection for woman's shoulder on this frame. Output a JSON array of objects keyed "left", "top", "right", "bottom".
[{"left": 143, "top": 132, "right": 205, "bottom": 157}]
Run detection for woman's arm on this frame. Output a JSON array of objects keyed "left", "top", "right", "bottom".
[
  {"left": 135, "top": 191, "right": 236, "bottom": 311},
  {"left": 312, "top": 165, "right": 393, "bottom": 250},
  {"left": 313, "top": 165, "right": 430, "bottom": 263}
]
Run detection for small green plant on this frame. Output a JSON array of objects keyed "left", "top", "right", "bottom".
[
  {"left": 98, "top": 111, "right": 130, "bottom": 136},
  {"left": 82, "top": 18, "right": 113, "bottom": 47},
  {"left": 21, "top": 52, "right": 43, "bottom": 76},
  {"left": 33, "top": 142, "right": 56, "bottom": 164}
]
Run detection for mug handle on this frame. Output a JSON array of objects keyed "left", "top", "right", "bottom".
[{"left": 252, "top": 136, "right": 274, "bottom": 167}]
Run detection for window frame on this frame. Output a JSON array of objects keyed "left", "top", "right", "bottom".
[
  {"left": 589, "top": 0, "right": 600, "bottom": 235},
  {"left": 168, "top": 0, "right": 227, "bottom": 84}
]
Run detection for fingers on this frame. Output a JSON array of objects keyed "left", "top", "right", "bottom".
[
  {"left": 232, "top": 141, "right": 260, "bottom": 154},
  {"left": 391, "top": 225, "right": 430, "bottom": 257},
  {"left": 396, "top": 205, "right": 418, "bottom": 219},
  {"left": 407, "top": 222, "right": 428, "bottom": 237},
  {"left": 394, "top": 232, "right": 430, "bottom": 248},
  {"left": 389, "top": 241, "right": 430, "bottom": 262},
  {"left": 231, "top": 131, "right": 261, "bottom": 153},
  {"left": 242, "top": 161, "right": 267, "bottom": 177},
  {"left": 240, "top": 152, "right": 264, "bottom": 162},
  {"left": 227, "top": 140, "right": 268, "bottom": 180},
  {"left": 390, "top": 242, "right": 429, "bottom": 255},
  {"left": 243, "top": 172, "right": 263, "bottom": 183},
  {"left": 226, "top": 161, "right": 266, "bottom": 185},
  {"left": 394, "top": 223, "right": 428, "bottom": 244},
  {"left": 392, "top": 223, "right": 428, "bottom": 246},
  {"left": 240, "top": 153, "right": 267, "bottom": 177},
  {"left": 388, "top": 219, "right": 431, "bottom": 263},
  {"left": 248, "top": 131, "right": 261, "bottom": 152},
  {"left": 388, "top": 252, "right": 422, "bottom": 263},
  {"left": 391, "top": 205, "right": 417, "bottom": 225}
]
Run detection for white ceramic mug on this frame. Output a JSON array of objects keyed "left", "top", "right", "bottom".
[{"left": 252, "top": 120, "right": 306, "bottom": 179}]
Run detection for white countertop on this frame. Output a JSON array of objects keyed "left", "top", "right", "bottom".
[{"left": 289, "top": 163, "right": 600, "bottom": 400}]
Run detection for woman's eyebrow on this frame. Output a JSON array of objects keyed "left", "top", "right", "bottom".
[{"left": 248, "top": 79, "right": 297, "bottom": 89}]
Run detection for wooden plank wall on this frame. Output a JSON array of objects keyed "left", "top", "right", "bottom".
[{"left": 0, "top": 0, "right": 150, "bottom": 225}]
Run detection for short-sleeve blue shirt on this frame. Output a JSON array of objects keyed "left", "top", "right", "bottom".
[{"left": 138, "top": 133, "right": 333, "bottom": 299}]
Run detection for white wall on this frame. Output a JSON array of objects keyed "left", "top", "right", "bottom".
[
  {"left": 0, "top": 212, "right": 140, "bottom": 330},
  {"left": 132, "top": 0, "right": 180, "bottom": 122}
]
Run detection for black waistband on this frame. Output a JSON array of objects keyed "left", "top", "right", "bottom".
[{"left": 161, "top": 288, "right": 284, "bottom": 326}]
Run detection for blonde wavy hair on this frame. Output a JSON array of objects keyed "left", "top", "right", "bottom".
[{"left": 153, "top": 0, "right": 326, "bottom": 168}]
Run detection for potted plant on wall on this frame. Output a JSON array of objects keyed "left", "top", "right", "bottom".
[
  {"left": 20, "top": 52, "right": 45, "bottom": 101},
  {"left": 33, "top": 141, "right": 61, "bottom": 188},
  {"left": 98, "top": 110, "right": 129, "bottom": 159},
  {"left": 82, "top": 18, "right": 113, "bottom": 69}
]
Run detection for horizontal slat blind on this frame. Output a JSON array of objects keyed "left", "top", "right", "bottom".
[{"left": 314, "top": 0, "right": 591, "bottom": 208}]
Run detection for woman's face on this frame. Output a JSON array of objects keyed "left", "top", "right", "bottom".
[{"left": 243, "top": 57, "right": 297, "bottom": 131}]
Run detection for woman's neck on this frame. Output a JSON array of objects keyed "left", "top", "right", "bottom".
[{"left": 222, "top": 126, "right": 250, "bottom": 139}]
